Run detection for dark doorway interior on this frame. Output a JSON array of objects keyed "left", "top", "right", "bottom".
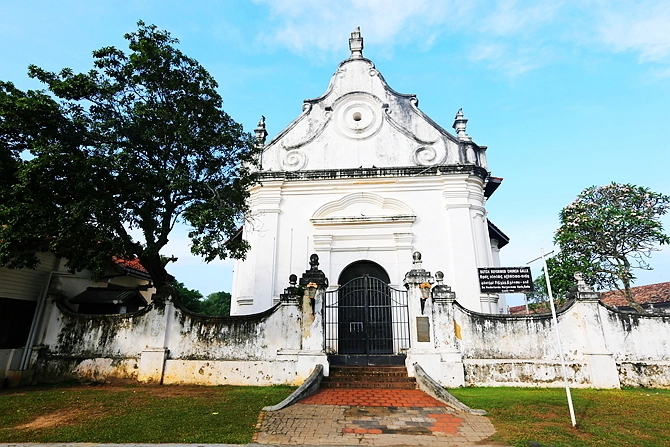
[
  {"left": 336, "top": 261, "right": 393, "bottom": 357},
  {"left": 0, "top": 297, "right": 37, "bottom": 349},
  {"left": 338, "top": 260, "right": 390, "bottom": 286}
]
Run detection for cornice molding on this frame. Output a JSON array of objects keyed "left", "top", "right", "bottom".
[{"left": 259, "top": 164, "right": 488, "bottom": 182}]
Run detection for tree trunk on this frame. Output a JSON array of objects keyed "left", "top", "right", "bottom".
[
  {"left": 621, "top": 260, "right": 646, "bottom": 314},
  {"left": 139, "top": 253, "right": 172, "bottom": 293}
]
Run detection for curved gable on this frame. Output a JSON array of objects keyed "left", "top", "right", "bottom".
[{"left": 259, "top": 31, "right": 486, "bottom": 172}]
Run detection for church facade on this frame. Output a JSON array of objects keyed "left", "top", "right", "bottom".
[{"left": 231, "top": 29, "right": 508, "bottom": 316}]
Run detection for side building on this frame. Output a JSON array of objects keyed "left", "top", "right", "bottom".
[{"left": 1, "top": 255, "right": 154, "bottom": 385}]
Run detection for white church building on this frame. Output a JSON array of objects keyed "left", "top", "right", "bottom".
[
  {"left": 231, "top": 28, "right": 508, "bottom": 317},
  {"left": 8, "top": 31, "right": 669, "bottom": 389}
]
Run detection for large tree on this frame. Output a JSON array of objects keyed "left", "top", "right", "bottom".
[
  {"left": 0, "top": 22, "right": 259, "bottom": 291},
  {"left": 555, "top": 182, "right": 670, "bottom": 312}
]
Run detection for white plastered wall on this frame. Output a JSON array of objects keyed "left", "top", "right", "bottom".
[{"left": 231, "top": 171, "right": 496, "bottom": 315}]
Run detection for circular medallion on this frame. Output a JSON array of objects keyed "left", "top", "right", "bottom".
[{"left": 333, "top": 95, "right": 383, "bottom": 140}]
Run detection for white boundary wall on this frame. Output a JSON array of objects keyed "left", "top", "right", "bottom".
[{"left": 29, "top": 268, "right": 670, "bottom": 389}]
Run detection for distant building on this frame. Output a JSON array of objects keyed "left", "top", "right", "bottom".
[
  {"left": 231, "top": 28, "right": 508, "bottom": 316},
  {"left": 0, "top": 255, "right": 154, "bottom": 380},
  {"left": 600, "top": 282, "right": 670, "bottom": 313},
  {"left": 508, "top": 281, "right": 670, "bottom": 314}
]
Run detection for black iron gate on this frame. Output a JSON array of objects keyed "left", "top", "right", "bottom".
[{"left": 324, "top": 276, "right": 410, "bottom": 366}]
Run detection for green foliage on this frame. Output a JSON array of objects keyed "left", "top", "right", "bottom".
[
  {"left": 0, "top": 383, "right": 295, "bottom": 443},
  {"left": 0, "top": 21, "right": 260, "bottom": 289},
  {"left": 555, "top": 182, "right": 670, "bottom": 310},
  {"left": 172, "top": 281, "right": 204, "bottom": 312},
  {"left": 172, "top": 281, "right": 231, "bottom": 316},
  {"left": 201, "top": 291, "right": 232, "bottom": 316},
  {"left": 0, "top": 82, "right": 88, "bottom": 269},
  {"left": 450, "top": 387, "right": 670, "bottom": 447}
]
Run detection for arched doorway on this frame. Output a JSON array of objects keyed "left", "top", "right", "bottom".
[
  {"left": 338, "top": 260, "right": 390, "bottom": 285},
  {"left": 325, "top": 261, "right": 409, "bottom": 365}
]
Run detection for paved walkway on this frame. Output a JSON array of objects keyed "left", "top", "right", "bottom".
[{"left": 253, "top": 388, "right": 504, "bottom": 446}]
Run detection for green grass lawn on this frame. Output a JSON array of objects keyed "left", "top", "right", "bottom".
[
  {"left": 449, "top": 387, "right": 670, "bottom": 447},
  {"left": 3, "top": 382, "right": 669, "bottom": 446},
  {"left": 0, "top": 382, "right": 295, "bottom": 444}
]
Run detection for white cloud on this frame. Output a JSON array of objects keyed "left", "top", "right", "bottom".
[
  {"left": 649, "top": 65, "right": 670, "bottom": 79},
  {"left": 251, "top": 0, "right": 670, "bottom": 75},
  {"left": 468, "top": 41, "right": 550, "bottom": 76},
  {"left": 592, "top": 0, "right": 670, "bottom": 62},
  {"left": 252, "top": 0, "right": 473, "bottom": 58},
  {"left": 479, "top": 0, "right": 562, "bottom": 37}
]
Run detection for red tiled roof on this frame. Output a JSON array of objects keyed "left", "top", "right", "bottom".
[
  {"left": 600, "top": 282, "right": 670, "bottom": 307},
  {"left": 508, "top": 304, "right": 549, "bottom": 315},
  {"left": 112, "top": 257, "right": 149, "bottom": 274},
  {"left": 507, "top": 282, "right": 670, "bottom": 313},
  {"left": 508, "top": 305, "right": 528, "bottom": 314}
]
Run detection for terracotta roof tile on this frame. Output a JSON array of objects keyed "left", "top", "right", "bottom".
[
  {"left": 600, "top": 282, "right": 670, "bottom": 307},
  {"left": 508, "top": 304, "right": 550, "bottom": 315},
  {"left": 112, "top": 256, "right": 149, "bottom": 274},
  {"left": 507, "top": 282, "right": 670, "bottom": 314}
]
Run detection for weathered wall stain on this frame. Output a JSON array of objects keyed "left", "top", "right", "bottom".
[{"left": 32, "top": 287, "right": 670, "bottom": 388}]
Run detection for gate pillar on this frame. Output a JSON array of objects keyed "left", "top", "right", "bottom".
[
  {"left": 403, "top": 252, "right": 441, "bottom": 378},
  {"left": 431, "top": 272, "right": 466, "bottom": 387},
  {"left": 403, "top": 252, "right": 465, "bottom": 387},
  {"left": 296, "top": 254, "right": 329, "bottom": 376}
]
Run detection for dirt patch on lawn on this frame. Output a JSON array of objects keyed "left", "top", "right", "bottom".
[
  {"left": 8, "top": 384, "right": 216, "bottom": 432},
  {"left": 82, "top": 383, "right": 220, "bottom": 398},
  {"left": 139, "top": 385, "right": 220, "bottom": 398},
  {"left": 14, "top": 408, "right": 82, "bottom": 430}
]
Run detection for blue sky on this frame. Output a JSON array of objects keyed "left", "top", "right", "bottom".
[{"left": 2, "top": 0, "right": 669, "bottom": 305}]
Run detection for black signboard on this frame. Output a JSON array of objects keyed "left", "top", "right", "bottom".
[{"left": 478, "top": 267, "right": 533, "bottom": 293}]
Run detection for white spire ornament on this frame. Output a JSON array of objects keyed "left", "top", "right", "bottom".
[{"left": 349, "top": 27, "right": 364, "bottom": 59}]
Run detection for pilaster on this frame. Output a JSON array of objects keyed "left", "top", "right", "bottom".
[
  {"left": 137, "top": 296, "right": 174, "bottom": 383},
  {"left": 431, "top": 271, "right": 466, "bottom": 387},
  {"left": 442, "top": 175, "right": 491, "bottom": 313},
  {"left": 233, "top": 180, "right": 284, "bottom": 313},
  {"left": 573, "top": 273, "right": 621, "bottom": 388}
]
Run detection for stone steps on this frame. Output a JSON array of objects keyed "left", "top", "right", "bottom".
[{"left": 322, "top": 366, "right": 417, "bottom": 389}]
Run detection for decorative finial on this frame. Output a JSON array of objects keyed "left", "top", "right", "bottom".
[
  {"left": 254, "top": 115, "right": 268, "bottom": 147},
  {"left": 574, "top": 272, "right": 592, "bottom": 292},
  {"left": 412, "top": 252, "right": 424, "bottom": 270},
  {"left": 349, "top": 27, "right": 364, "bottom": 59},
  {"left": 453, "top": 108, "right": 471, "bottom": 141},
  {"left": 309, "top": 253, "right": 319, "bottom": 270},
  {"left": 299, "top": 253, "right": 329, "bottom": 289},
  {"left": 431, "top": 270, "right": 455, "bottom": 302},
  {"left": 573, "top": 271, "right": 596, "bottom": 293}
]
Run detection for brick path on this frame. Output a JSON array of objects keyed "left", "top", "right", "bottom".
[{"left": 254, "top": 388, "right": 502, "bottom": 446}]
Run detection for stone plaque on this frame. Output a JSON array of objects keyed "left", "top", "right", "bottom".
[{"left": 416, "top": 317, "right": 430, "bottom": 342}]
